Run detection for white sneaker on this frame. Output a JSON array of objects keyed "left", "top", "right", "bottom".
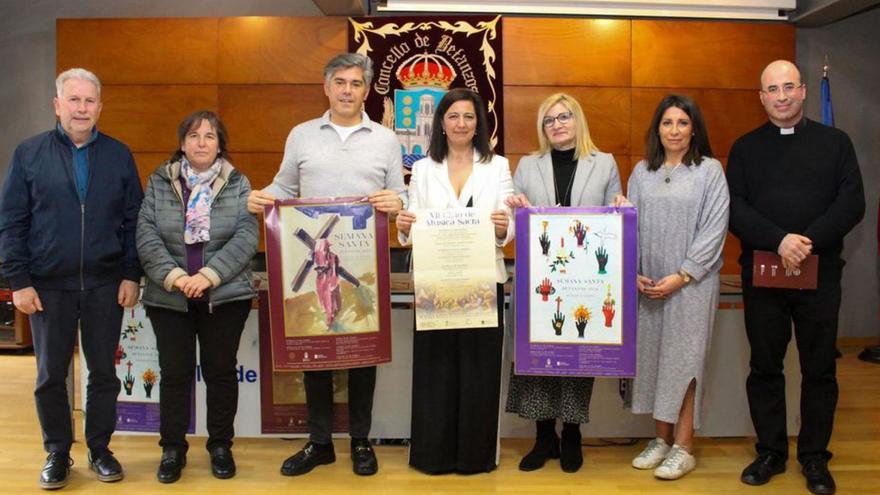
[
  {"left": 653, "top": 444, "right": 696, "bottom": 480},
  {"left": 632, "top": 438, "right": 671, "bottom": 469}
]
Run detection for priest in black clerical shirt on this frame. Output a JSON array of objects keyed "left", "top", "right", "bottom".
[{"left": 727, "top": 60, "right": 865, "bottom": 495}]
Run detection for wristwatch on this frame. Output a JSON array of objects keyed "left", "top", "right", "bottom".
[{"left": 678, "top": 269, "right": 691, "bottom": 283}]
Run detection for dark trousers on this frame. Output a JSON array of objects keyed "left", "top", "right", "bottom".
[
  {"left": 409, "top": 284, "right": 504, "bottom": 474},
  {"left": 743, "top": 272, "right": 841, "bottom": 464},
  {"left": 30, "top": 283, "right": 123, "bottom": 453},
  {"left": 304, "top": 366, "right": 376, "bottom": 444},
  {"left": 146, "top": 300, "right": 250, "bottom": 452}
]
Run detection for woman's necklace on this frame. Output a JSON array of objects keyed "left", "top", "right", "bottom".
[
  {"left": 663, "top": 162, "right": 682, "bottom": 183},
  {"left": 553, "top": 169, "right": 576, "bottom": 206}
]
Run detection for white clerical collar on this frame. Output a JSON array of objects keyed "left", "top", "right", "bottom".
[{"left": 780, "top": 126, "right": 795, "bottom": 135}]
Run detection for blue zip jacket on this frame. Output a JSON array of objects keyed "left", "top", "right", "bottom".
[{"left": 0, "top": 127, "right": 144, "bottom": 291}]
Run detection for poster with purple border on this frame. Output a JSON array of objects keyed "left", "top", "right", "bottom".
[
  {"left": 514, "top": 207, "right": 638, "bottom": 377},
  {"left": 264, "top": 197, "right": 392, "bottom": 371},
  {"left": 80, "top": 302, "right": 195, "bottom": 434}
]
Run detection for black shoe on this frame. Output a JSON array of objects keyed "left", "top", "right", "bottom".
[
  {"left": 741, "top": 453, "right": 786, "bottom": 485},
  {"left": 560, "top": 426, "right": 583, "bottom": 473},
  {"left": 88, "top": 449, "right": 123, "bottom": 482},
  {"left": 858, "top": 345, "right": 880, "bottom": 364},
  {"left": 519, "top": 434, "right": 560, "bottom": 471},
  {"left": 157, "top": 450, "right": 186, "bottom": 484},
  {"left": 803, "top": 458, "right": 836, "bottom": 495},
  {"left": 39, "top": 452, "right": 71, "bottom": 490},
  {"left": 280, "top": 442, "right": 336, "bottom": 476},
  {"left": 209, "top": 446, "right": 236, "bottom": 479},
  {"left": 351, "top": 438, "right": 378, "bottom": 476}
]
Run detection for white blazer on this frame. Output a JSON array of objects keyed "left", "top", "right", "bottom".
[{"left": 399, "top": 152, "right": 515, "bottom": 283}]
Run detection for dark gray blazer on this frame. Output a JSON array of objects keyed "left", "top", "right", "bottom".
[{"left": 513, "top": 150, "right": 622, "bottom": 207}]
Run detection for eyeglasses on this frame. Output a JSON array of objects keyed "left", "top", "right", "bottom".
[
  {"left": 761, "top": 83, "right": 804, "bottom": 97},
  {"left": 542, "top": 111, "right": 574, "bottom": 128}
]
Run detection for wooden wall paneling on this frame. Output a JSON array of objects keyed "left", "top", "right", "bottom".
[
  {"left": 629, "top": 88, "right": 767, "bottom": 158},
  {"left": 631, "top": 20, "right": 795, "bottom": 89},
  {"left": 218, "top": 17, "right": 348, "bottom": 84},
  {"left": 504, "top": 86, "right": 631, "bottom": 157},
  {"left": 506, "top": 153, "right": 526, "bottom": 179},
  {"left": 132, "top": 153, "right": 172, "bottom": 189},
  {"left": 218, "top": 84, "right": 328, "bottom": 152},
  {"left": 229, "top": 152, "right": 284, "bottom": 191},
  {"left": 721, "top": 232, "right": 742, "bottom": 275},
  {"left": 56, "top": 18, "right": 219, "bottom": 84},
  {"left": 100, "top": 85, "right": 219, "bottom": 152},
  {"left": 503, "top": 18, "right": 631, "bottom": 87}
]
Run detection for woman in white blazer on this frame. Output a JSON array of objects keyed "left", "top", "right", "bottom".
[
  {"left": 396, "top": 88, "right": 513, "bottom": 474},
  {"left": 504, "top": 93, "right": 624, "bottom": 473}
]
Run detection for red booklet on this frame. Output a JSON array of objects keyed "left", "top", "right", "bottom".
[{"left": 752, "top": 250, "right": 818, "bottom": 289}]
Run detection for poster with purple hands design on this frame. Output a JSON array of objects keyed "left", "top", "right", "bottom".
[{"left": 514, "top": 207, "right": 638, "bottom": 377}]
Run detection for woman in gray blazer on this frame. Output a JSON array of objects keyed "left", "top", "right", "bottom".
[{"left": 505, "top": 93, "right": 624, "bottom": 473}]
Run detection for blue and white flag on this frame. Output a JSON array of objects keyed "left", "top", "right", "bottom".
[{"left": 820, "top": 75, "right": 835, "bottom": 127}]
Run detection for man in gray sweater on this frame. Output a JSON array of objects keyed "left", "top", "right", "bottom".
[{"left": 248, "top": 53, "right": 405, "bottom": 477}]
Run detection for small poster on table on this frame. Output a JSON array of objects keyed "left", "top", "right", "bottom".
[
  {"left": 410, "top": 208, "right": 498, "bottom": 331},
  {"left": 514, "top": 207, "right": 638, "bottom": 377},
  {"left": 264, "top": 197, "right": 392, "bottom": 371}
]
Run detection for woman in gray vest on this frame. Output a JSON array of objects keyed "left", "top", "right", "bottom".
[
  {"left": 505, "top": 93, "right": 623, "bottom": 473},
  {"left": 136, "top": 110, "right": 258, "bottom": 483}
]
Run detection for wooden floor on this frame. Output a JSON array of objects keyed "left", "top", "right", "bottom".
[{"left": 1, "top": 341, "right": 878, "bottom": 495}]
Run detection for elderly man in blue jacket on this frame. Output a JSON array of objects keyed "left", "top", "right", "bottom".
[{"left": 0, "top": 68, "right": 143, "bottom": 490}]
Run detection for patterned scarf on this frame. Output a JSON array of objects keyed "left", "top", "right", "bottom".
[{"left": 181, "top": 158, "right": 222, "bottom": 244}]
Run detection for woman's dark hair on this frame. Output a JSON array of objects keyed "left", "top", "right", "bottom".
[
  {"left": 427, "top": 88, "right": 494, "bottom": 163},
  {"left": 170, "top": 110, "right": 231, "bottom": 164},
  {"left": 644, "top": 94, "right": 712, "bottom": 171}
]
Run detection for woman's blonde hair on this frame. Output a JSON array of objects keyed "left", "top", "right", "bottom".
[{"left": 535, "top": 93, "right": 599, "bottom": 159}]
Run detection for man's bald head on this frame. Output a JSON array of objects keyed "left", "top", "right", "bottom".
[{"left": 759, "top": 59, "right": 806, "bottom": 128}]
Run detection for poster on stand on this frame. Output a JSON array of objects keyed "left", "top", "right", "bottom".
[
  {"left": 410, "top": 208, "right": 498, "bottom": 331},
  {"left": 264, "top": 197, "right": 392, "bottom": 371},
  {"left": 79, "top": 302, "right": 195, "bottom": 434},
  {"left": 514, "top": 207, "right": 638, "bottom": 377},
  {"left": 258, "top": 293, "right": 349, "bottom": 434}
]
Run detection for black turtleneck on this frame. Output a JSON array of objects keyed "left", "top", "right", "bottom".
[
  {"left": 726, "top": 118, "right": 865, "bottom": 276},
  {"left": 551, "top": 147, "right": 577, "bottom": 207}
]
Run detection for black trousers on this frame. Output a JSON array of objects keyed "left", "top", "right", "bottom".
[
  {"left": 304, "top": 366, "right": 376, "bottom": 444},
  {"left": 30, "top": 283, "right": 123, "bottom": 453},
  {"left": 409, "top": 284, "right": 504, "bottom": 474},
  {"left": 743, "top": 271, "right": 841, "bottom": 464},
  {"left": 147, "top": 300, "right": 250, "bottom": 452}
]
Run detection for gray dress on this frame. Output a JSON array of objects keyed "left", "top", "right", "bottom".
[
  {"left": 628, "top": 158, "right": 729, "bottom": 428},
  {"left": 505, "top": 150, "right": 622, "bottom": 423}
]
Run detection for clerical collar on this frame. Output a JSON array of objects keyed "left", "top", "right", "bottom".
[{"left": 776, "top": 117, "right": 806, "bottom": 135}]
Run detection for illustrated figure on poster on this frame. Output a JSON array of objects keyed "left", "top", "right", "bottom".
[
  {"left": 573, "top": 305, "right": 591, "bottom": 338},
  {"left": 122, "top": 318, "right": 142, "bottom": 341},
  {"left": 593, "top": 224, "right": 617, "bottom": 275},
  {"left": 595, "top": 246, "right": 609, "bottom": 274},
  {"left": 123, "top": 361, "right": 135, "bottom": 396},
  {"left": 552, "top": 296, "right": 565, "bottom": 335},
  {"left": 551, "top": 237, "right": 574, "bottom": 273},
  {"left": 290, "top": 214, "right": 367, "bottom": 329},
  {"left": 115, "top": 345, "right": 127, "bottom": 366},
  {"left": 602, "top": 285, "right": 616, "bottom": 327},
  {"left": 535, "top": 278, "right": 556, "bottom": 301},
  {"left": 539, "top": 221, "right": 551, "bottom": 256},
  {"left": 142, "top": 369, "right": 157, "bottom": 399},
  {"left": 569, "top": 219, "right": 589, "bottom": 250}
]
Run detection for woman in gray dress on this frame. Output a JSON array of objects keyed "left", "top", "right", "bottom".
[
  {"left": 628, "top": 95, "right": 729, "bottom": 480},
  {"left": 504, "top": 93, "right": 624, "bottom": 473}
]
